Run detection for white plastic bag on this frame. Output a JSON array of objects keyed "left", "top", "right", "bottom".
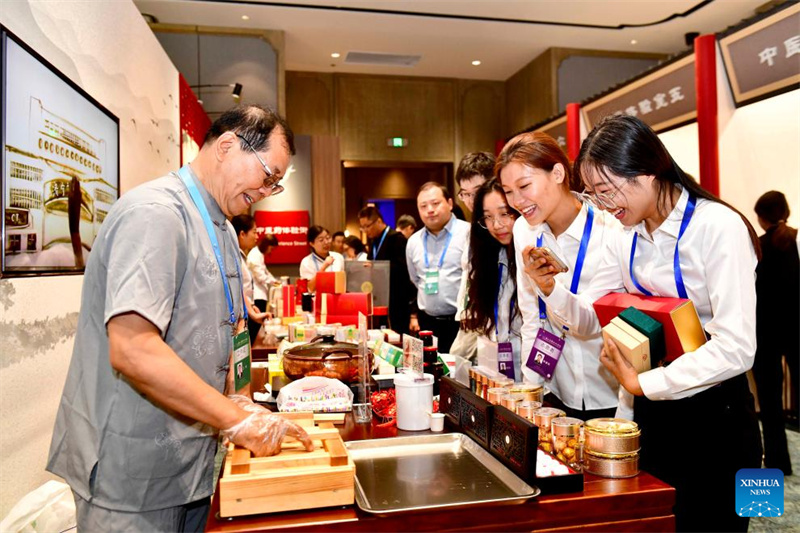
[
  {"left": 276, "top": 376, "right": 353, "bottom": 413},
  {"left": 0, "top": 480, "right": 76, "bottom": 533}
]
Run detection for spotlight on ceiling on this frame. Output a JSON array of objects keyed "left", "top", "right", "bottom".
[{"left": 472, "top": 60, "right": 481, "bottom": 66}]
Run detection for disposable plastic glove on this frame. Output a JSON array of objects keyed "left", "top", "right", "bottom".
[
  {"left": 221, "top": 411, "right": 314, "bottom": 457},
  {"left": 228, "top": 394, "right": 267, "bottom": 414}
]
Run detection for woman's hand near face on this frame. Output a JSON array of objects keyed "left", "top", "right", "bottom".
[
  {"left": 522, "top": 244, "right": 558, "bottom": 296},
  {"left": 599, "top": 338, "right": 644, "bottom": 396},
  {"left": 321, "top": 255, "right": 334, "bottom": 271}
]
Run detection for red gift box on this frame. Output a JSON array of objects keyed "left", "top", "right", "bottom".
[
  {"left": 330, "top": 292, "right": 372, "bottom": 315},
  {"left": 315, "top": 271, "right": 346, "bottom": 294},
  {"left": 593, "top": 292, "right": 706, "bottom": 363}
]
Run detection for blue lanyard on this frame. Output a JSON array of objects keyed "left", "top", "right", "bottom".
[
  {"left": 629, "top": 195, "right": 696, "bottom": 299},
  {"left": 311, "top": 252, "right": 326, "bottom": 272},
  {"left": 178, "top": 166, "right": 247, "bottom": 324},
  {"left": 493, "top": 262, "right": 516, "bottom": 337},
  {"left": 423, "top": 228, "right": 453, "bottom": 270},
  {"left": 372, "top": 226, "right": 390, "bottom": 258},
  {"left": 536, "top": 204, "right": 594, "bottom": 321}
]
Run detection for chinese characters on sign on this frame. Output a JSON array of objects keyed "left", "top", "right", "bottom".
[
  {"left": 720, "top": 4, "right": 800, "bottom": 106},
  {"left": 582, "top": 54, "right": 696, "bottom": 133},
  {"left": 253, "top": 210, "right": 310, "bottom": 264}
]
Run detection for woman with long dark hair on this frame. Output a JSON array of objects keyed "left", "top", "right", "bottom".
[
  {"left": 461, "top": 179, "right": 522, "bottom": 378},
  {"left": 535, "top": 114, "right": 761, "bottom": 532},
  {"left": 753, "top": 190, "right": 798, "bottom": 475},
  {"left": 497, "top": 131, "right": 628, "bottom": 421}
]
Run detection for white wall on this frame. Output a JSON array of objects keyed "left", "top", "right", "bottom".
[{"left": 0, "top": 0, "right": 178, "bottom": 518}]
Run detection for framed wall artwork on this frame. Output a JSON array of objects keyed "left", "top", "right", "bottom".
[{"left": 1, "top": 25, "right": 119, "bottom": 277}]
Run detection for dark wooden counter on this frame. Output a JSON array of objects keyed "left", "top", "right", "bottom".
[{"left": 206, "top": 413, "right": 675, "bottom": 532}]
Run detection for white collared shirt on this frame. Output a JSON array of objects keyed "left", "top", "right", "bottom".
[
  {"left": 491, "top": 247, "right": 523, "bottom": 379},
  {"left": 406, "top": 214, "right": 471, "bottom": 316},
  {"left": 246, "top": 246, "right": 276, "bottom": 301},
  {"left": 544, "top": 187, "right": 758, "bottom": 401},
  {"left": 299, "top": 251, "right": 345, "bottom": 281},
  {"left": 515, "top": 200, "right": 629, "bottom": 415}
]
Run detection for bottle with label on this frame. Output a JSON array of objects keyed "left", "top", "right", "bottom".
[{"left": 419, "top": 330, "right": 443, "bottom": 395}]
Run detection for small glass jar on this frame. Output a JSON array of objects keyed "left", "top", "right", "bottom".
[
  {"left": 584, "top": 418, "right": 641, "bottom": 455},
  {"left": 551, "top": 417, "right": 584, "bottom": 468},
  {"left": 486, "top": 387, "right": 508, "bottom": 405},
  {"left": 516, "top": 401, "right": 542, "bottom": 420},
  {"left": 532, "top": 407, "right": 565, "bottom": 451},
  {"left": 500, "top": 392, "right": 526, "bottom": 411}
]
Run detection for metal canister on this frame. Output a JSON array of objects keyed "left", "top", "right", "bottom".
[
  {"left": 583, "top": 450, "right": 639, "bottom": 478},
  {"left": 584, "top": 418, "right": 641, "bottom": 455},
  {"left": 508, "top": 383, "right": 544, "bottom": 403}
]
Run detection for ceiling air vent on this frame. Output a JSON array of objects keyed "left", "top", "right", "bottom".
[{"left": 345, "top": 51, "right": 421, "bottom": 67}]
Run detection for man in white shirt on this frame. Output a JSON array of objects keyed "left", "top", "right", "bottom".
[
  {"left": 406, "top": 182, "right": 470, "bottom": 352},
  {"left": 451, "top": 153, "right": 495, "bottom": 360}
]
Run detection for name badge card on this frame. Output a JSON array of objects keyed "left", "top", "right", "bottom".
[
  {"left": 233, "top": 329, "right": 251, "bottom": 390},
  {"left": 526, "top": 328, "right": 564, "bottom": 380},
  {"left": 497, "top": 341, "right": 515, "bottom": 381},
  {"left": 424, "top": 269, "right": 440, "bottom": 295}
]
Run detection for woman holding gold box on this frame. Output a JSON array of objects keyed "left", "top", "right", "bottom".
[{"left": 529, "top": 114, "right": 761, "bottom": 533}]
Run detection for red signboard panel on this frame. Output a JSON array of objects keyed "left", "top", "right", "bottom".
[{"left": 253, "top": 210, "right": 309, "bottom": 264}]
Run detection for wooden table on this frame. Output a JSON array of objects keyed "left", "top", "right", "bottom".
[{"left": 205, "top": 414, "right": 675, "bottom": 532}]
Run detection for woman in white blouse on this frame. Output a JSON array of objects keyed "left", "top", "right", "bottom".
[
  {"left": 533, "top": 115, "right": 761, "bottom": 533},
  {"left": 299, "top": 225, "right": 345, "bottom": 292},
  {"left": 461, "top": 179, "right": 522, "bottom": 379},
  {"left": 497, "top": 131, "right": 627, "bottom": 421}
]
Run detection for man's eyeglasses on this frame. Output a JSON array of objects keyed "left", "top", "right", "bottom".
[
  {"left": 458, "top": 190, "right": 477, "bottom": 202},
  {"left": 580, "top": 179, "right": 631, "bottom": 210},
  {"left": 478, "top": 211, "right": 515, "bottom": 229},
  {"left": 359, "top": 219, "right": 377, "bottom": 231},
  {"left": 235, "top": 133, "right": 284, "bottom": 196}
]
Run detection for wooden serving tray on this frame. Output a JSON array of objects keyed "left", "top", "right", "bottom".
[{"left": 219, "top": 412, "right": 355, "bottom": 518}]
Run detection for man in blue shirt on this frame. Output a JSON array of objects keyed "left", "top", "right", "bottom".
[{"left": 406, "top": 182, "right": 470, "bottom": 352}]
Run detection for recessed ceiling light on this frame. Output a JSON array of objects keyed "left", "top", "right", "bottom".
[
  {"left": 472, "top": 60, "right": 481, "bottom": 66},
  {"left": 331, "top": 52, "right": 341, "bottom": 58},
  {"left": 630, "top": 39, "right": 637, "bottom": 45},
  {"left": 241, "top": 15, "right": 249, "bottom": 20}
]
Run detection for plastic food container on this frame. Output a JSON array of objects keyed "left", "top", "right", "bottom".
[
  {"left": 516, "top": 401, "right": 542, "bottom": 420},
  {"left": 394, "top": 373, "right": 434, "bottom": 431},
  {"left": 551, "top": 417, "right": 583, "bottom": 468},
  {"left": 500, "top": 392, "right": 526, "bottom": 411},
  {"left": 584, "top": 418, "right": 641, "bottom": 455},
  {"left": 486, "top": 387, "right": 508, "bottom": 405},
  {"left": 583, "top": 450, "right": 639, "bottom": 478}
]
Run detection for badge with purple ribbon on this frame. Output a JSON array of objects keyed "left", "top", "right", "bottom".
[{"left": 526, "top": 328, "right": 565, "bottom": 380}]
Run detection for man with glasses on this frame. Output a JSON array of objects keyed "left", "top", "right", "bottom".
[
  {"left": 47, "top": 105, "right": 312, "bottom": 533},
  {"left": 406, "top": 182, "right": 470, "bottom": 352},
  {"left": 451, "top": 152, "right": 496, "bottom": 359},
  {"left": 359, "top": 205, "right": 414, "bottom": 334}
]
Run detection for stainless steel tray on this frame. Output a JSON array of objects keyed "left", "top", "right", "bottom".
[{"left": 344, "top": 433, "right": 540, "bottom": 515}]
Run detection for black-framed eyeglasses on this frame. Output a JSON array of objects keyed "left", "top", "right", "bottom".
[
  {"left": 458, "top": 189, "right": 477, "bottom": 201},
  {"left": 235, "top": 133, "right": 284, "bottom": 196},
  {"left": 478, "top": 211, "right": 515, "bottom": 229}
]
